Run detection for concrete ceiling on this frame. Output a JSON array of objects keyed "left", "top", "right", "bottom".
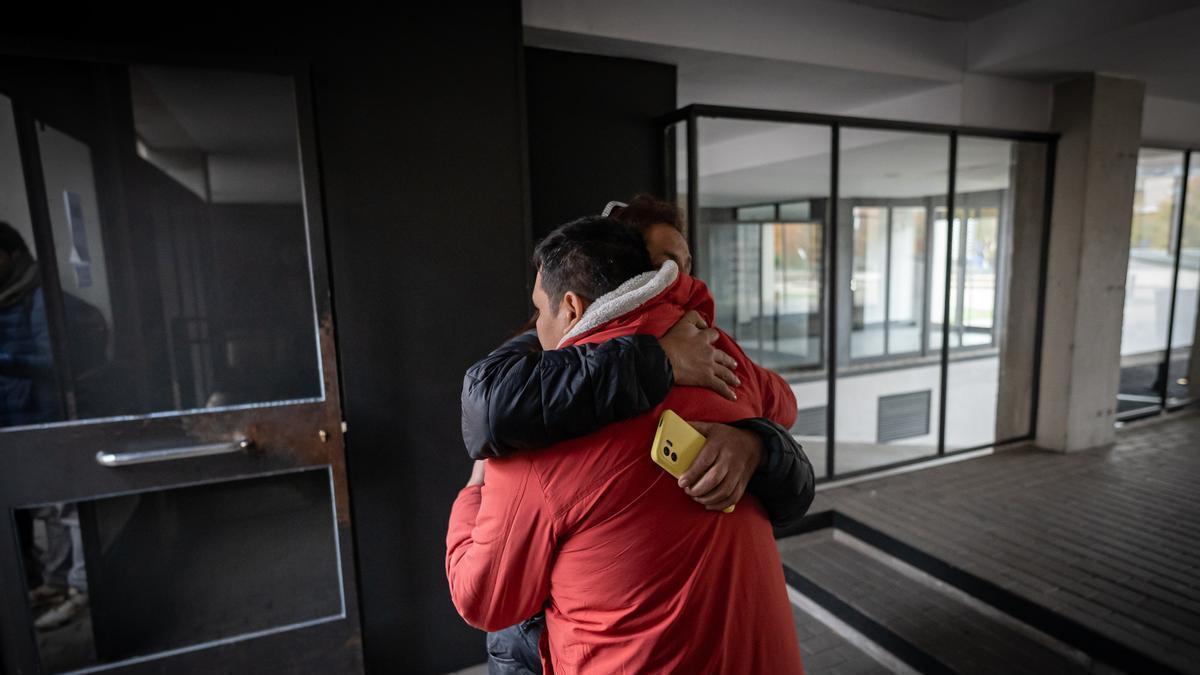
[
  {"left": 840, "top": 0, "right": 1030, "bottom": 22},
  {"left": 526, "top": 0, "right": 1200, "bottom": 204},
  {"left": 130, "top": 66, "right": 302, "bottom": 204},
  {"left": 528, "top": 27, "right": 949, "bottom": 138},
  {"left": 525, "top": 0, "right": 1200, "bottom": 106},
  {"left": 968, "top": 3, "right": 1200, "bottom": 102}
]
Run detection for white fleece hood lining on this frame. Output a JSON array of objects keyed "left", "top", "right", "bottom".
[{"left": 556, "top": 260, "right": 680, "bottom": 348}]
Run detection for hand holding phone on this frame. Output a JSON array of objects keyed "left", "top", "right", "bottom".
[{"left": 651, "top": 410, "right": 735, "bottom": 513}]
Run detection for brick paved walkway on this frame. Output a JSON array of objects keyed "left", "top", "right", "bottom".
[
  {"left": 785, "top": 409, "right": 1200, "bottom": 674},
  {"left": 791, "top": 596, "right": 892, "bottom": 674}
]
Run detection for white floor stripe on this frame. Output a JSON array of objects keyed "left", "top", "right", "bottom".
[{"left": 786, "top": 585, "right": 919, "bottom": 675}]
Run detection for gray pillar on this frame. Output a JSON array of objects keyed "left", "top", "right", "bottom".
[
  {"left": 995, "top": 142, "right": 1047, "bottom": 441},
  {"left": 1036, "top": 74, "right": 1145, "bottom": 452}
]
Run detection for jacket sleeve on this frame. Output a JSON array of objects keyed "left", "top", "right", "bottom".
[
  {"left": 729, "top": 417, "right": 816, "bottom": 532},
  {"left": 461, "top": 330, "right": 673, "bottom": 459},
  {"left": 445, "top": 456, "right": 556, "bottom": 631}
]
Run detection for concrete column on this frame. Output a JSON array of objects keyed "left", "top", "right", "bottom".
[
  {"left": 995, "top": 141, "right": 1047, "bottom": 441},
  {"left": 1036, "top": 74, "right": 1145, "bottom": 452}
]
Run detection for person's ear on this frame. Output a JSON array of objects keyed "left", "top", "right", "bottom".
[{"left": 561, "top": 291, "right": 589, "bottom": 326}]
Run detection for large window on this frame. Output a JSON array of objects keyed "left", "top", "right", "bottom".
[
  {"left": 1117, "top": 148, "right": 1199, "bottom": 418},
  {"left": 672, "top": 108, "right": 1054, "bottom": 480}
]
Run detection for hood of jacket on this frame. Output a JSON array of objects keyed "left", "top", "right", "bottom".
[{"left": 558, "top": 260, "right": 717, "bottom": 349}]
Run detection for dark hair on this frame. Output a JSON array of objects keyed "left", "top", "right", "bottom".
[
  {"left": 0, "top": 221, "right": 30, "bottom": 256},
  {"left": 610, "top": 194, "right": 686, "bottom": 236},
  {"left": 533, "top": 215, "right": 653, "bottom": 312}
]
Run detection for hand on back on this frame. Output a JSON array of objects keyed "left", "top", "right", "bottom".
[{"left": 659, "top": 310, "right": 740, "bottom": 401}]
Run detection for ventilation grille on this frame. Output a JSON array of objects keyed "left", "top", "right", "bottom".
[
  {"left": 791, "top": 405, "right": 827, "bottom": 437},
  {"left": 877, "top": 390, "right": 931, "bottom": 443}
]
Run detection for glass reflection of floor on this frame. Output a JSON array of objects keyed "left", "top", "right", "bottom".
[
  {"left": 37, "top": 609, "right": 96, "bottom": 674},
  {"left": 796, "top": 439, "right": 935, "bottom": 479}
]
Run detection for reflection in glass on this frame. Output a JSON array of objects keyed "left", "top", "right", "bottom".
[
  {"left": 888, "top": 206, "right": 926, "bottom": 354},
  {"left": 1168, "top": 154, "right": 1199, "bottom": 406},
  {"left": 17, "top": 469, "right": 342, "bottom": 674},
  {"left": 667, "top": 122, "right": 688, "bottom": 225},
  {"left": 685, "top": 114, "right": 1053, "bottom": 478},
  {"left": 836, "top": 129, "right": 948, "bottom": 473},
  {"left": 0, "top": 60, "right": 322, "bottom": 431},
  {"left": 694, "top": 117, "right": 830, "bottom": 473},
  {"left": 1117, "top": 149, "right": 1186, "bottom": 417},
  {"left": 850, "top": 206, "right": 886, "bottom": 358},
  {"left": 945, "top": 138, "right": 1046, "bottom": 451},
  {"left": 1, "top": 93, "right": 62, "bottom": 427},
  {"left": 695, "top": 118, "right": 829, "bottom": 373}
]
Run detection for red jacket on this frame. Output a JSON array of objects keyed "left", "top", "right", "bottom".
[{"left": 446, "top": 273, "right": 803, "bottom": 674}]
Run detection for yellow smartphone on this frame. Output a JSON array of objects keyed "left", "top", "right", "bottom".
[{"left": 650, "top": 410, "right": 734, "bottom": 513}]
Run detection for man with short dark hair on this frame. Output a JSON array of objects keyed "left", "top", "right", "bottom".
[{"left": 447, "top": 215, "right": 805, "bottom": 674}]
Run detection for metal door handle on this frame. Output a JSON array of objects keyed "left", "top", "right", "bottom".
[{"left": 95, "top": 438, "right": 252, "bottom": 467}]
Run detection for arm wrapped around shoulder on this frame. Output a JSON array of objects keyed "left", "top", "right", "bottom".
[{"left": 461, "top": 330, "right": 672, "bottom": 459}]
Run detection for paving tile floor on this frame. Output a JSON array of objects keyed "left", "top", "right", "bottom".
[{"left": 794, "top": 409, "right": 1200, "bottom": 674}]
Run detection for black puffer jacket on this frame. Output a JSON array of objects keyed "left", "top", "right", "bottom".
[{"left": 461, "top": 330, "right": 815, "bottom": 530}]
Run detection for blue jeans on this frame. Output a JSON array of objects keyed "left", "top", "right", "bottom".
[{"left": 486, "top": 613, "right": 544, "bottom": 675}]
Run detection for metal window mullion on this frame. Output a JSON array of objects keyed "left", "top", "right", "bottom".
[
  {"left": 826, "top": 124, "right": 839, "bottom": 479},
  {"left": 937, "top": 133, "right": 958, "bottom": 456}
]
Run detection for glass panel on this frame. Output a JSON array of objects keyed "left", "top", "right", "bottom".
[
  {"left": 16, "top": 468, "right": 343, "bottom": 673},
  {"left": 735, "top": 204, "right": 775, "bottom": 222},
  {"left": 1, "top": 60, "right": 322, "bottom": 432},
  {"left": 888, "top": 206, "right": 926, "bottom": 354},
  {"left": 666, "top": 122, "right": 687, "bottom": 222},
  {"left": 836, "top": 129, "right": 948, "bottom": 474},
  {"left": 2, "top": 93, "right": 57, "bottom": 428},
  {"left": 1117, "top": 149, "right": 1185, "bottom": 417},
  {"left": 0, "top": 93, "right": 34, "bottom": 262},
  {"left": 694, "top": 117, "right": 830, "bottom": 474},
  {"left": 945, "top": 139, "right": 1047, "bottom": 450},
  {"left": 779, "top": 201, "right": 811, "bottom": 221},
  {"left": 1167, "top": 152, "right": 1199, "bottom": 406},
  {"left": 849, "top": 206, "right": 886, "bottom": 359},
  {"left": 963, "top": 205, "right": 999, "bottom": 342},
  {"left": 695, "top": 117, "right": 830, "bottom": 372},
  {"left": 929, "top": 206, "right": 950, "bottom": 349}
]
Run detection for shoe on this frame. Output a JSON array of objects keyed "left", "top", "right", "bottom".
[
  {"left": 27, "top": 584, "right": 67, "bottom": 612},
  {"left": 34, "top": 588, "right": 87, "bottom": 631}
]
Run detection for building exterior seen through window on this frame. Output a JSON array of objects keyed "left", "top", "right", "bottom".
[
  {"left": 1117, "top": 148, "right": 1199, "bottom": 418},
  {"left": 672, "top": 113, "right": 1051, "bottom": 479}
]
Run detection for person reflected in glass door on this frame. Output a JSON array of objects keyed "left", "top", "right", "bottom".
[
  {"left": 1, "top": 221, "right": 106, "bottom": 633},
  {"left": 0, "top": 221, "right": 58, "bottom": 427}
]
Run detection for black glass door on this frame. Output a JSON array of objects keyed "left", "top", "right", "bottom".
[{"left": 0, "top": 53, "right": 362, "bottom": 674}]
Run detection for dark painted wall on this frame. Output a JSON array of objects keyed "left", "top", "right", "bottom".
[
  {"left": 525, "top": 48, "right": 677, "bottom": 241},
  {"left": 312, "top": 9, "right": 531, "bottom": 674}
]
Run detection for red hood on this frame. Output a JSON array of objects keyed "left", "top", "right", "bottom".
[{"left": 562, "top": 273, "right": 716, "bottom": 348}]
